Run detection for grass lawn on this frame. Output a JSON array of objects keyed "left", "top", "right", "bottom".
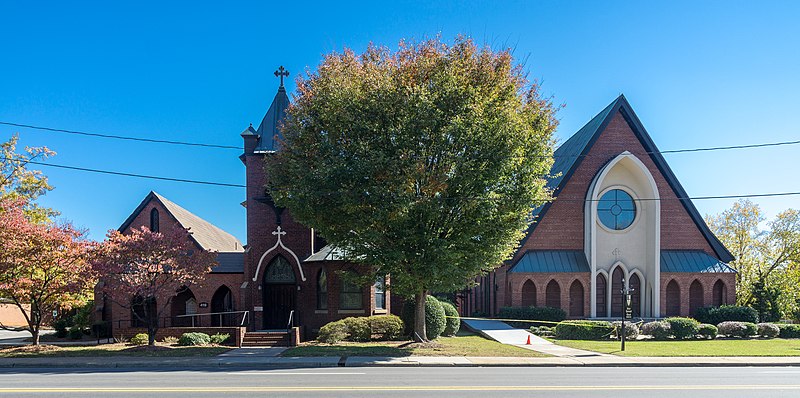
[
  {"left": 0, "top": 343, "right": 231, "bottom": 358},
  {"left": 553, "top": 338, "right": 800, "bottom": 357},
  {"left": 283, "top": 331, "right": 547, "bottom": 357}
]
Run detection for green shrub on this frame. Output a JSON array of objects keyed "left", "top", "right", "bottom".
[
  {"left": 757, "top": 323, "right": 780, "bottom": 338},
  {"left": 369, "top": 315, "right": 404, "bottom": 341},
  {"left": 529, "top": 326, "right": 555, "bottom": 337},
  {"left": 717, "top": 321, "right": 757, "bottom": 338},
  {"left": 778, "top": 324, "right": 800, "bottom": 338},
  {"left": 130, "top": 333, "right": 149, "bottom": 345},
  {"left": 641, "top": 321, "right": 671, "bottom": 340},
  {"left": 554, "top": 320, "right": 613, "bottom": 340},
  {"left": 664, "top": 317, "right": 700, "bottom": 339},
  {"left": 497, "top": 306, "right": 566, "bottom": 328},
  {"left": 91, "top": 322, "right": 111, "bottom": 338},
  {"left": 209, "top": 333, "right": 231, "bottom": 345},
  {"left": 53, "top": 319, "right": 69, "bottom": 338},
  {"left": 343, "top": 317, "right": 371, "bottom": 342},
  {"left": 611, "top": 321, "right": 640, "bottom": 339},
  {"left": 695, "top": 305, "right": 759, "bottom": 325},
  {"left": 71, "top": 301, "right": 94, "bottom": 332},
  {"left": 440, "top": 301, "right": 460, "bottom": 337},
  {"left": 698, "top": 324, "right": 718, "bottom": 339},
  {"left": 401, "top": 295, "right": 446, "bottom": 340},
  {"left": 178, "top": 332, "right": 211, "bottom": 346},
  {"left": 318, "top": 320, "right": 348, "bottom": 344},
  {"left": 162, "top": 336, "right": 179, "bottom": 345},
  {"left": 68, "top": 326, "right": 84, "bottom": 340}
]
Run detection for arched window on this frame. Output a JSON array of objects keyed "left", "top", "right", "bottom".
[
  {"left": 171, "top": 287, "right": 196, "bottom": 327},
  {"left": 340, "top": 276, "right": 363, "bottom": 310},
  {"left": 596, "top": 273, "right": 607, "bottom": 317},
  {"left": 569, "top": 280, "right": 584, "bottom": 318},
  {"left": 316, "top": 269, "right": 328, "bottom": 310},
  {"left": 211, "top": 285, "right": 235, "bottom": 326},
  {"left": 545, "top": 280, "right": 561, "bottom": 309},
  {"left": 689, "top": 280, "right": 704, "bottom": 316},
  {"left": 611, "top": 267, "right": 624, "bottom": 317},
  {"left": 374, "top": 276, "right": 386, "bottom": 310},
  {"left": 629, "top": 273, "right": 641, "bottom": 318},
  {"left": 666, "top": 280, "right": 681, "bottom": 316},
  {"left": 712, "top": 280, "right": 726, "bottom": 307},
  {"left": 598, "top": 189, "right": 636, "bottom": 230},
  {"left": 150, "top": 208, "right": 159, "bottom": 232},
  {"left": 521, "top": 280, "right": 537, "bottom": 307}
]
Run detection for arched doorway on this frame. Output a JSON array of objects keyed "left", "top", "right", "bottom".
[
  {"left": 689, "top": 280, "right": 704, "bottom": 316},
  {"left": 712, "top": 280, "right": 726, "bottom": 306},
  {"left": 665, "top": 280, "right": 681, "bottom": 316},
  {"left": 545, "top": 280, "right": 561, "bottom": 309},
  {"left": 596, "top": 273, "right": 607, "bottom": 317},
  {"left": 211, "top": 286, "right": 235, "bottom": 326},
  {"left": 521, "top": 280, "right": 537, "bottom": 307},
  {"left": 172, "top": 288, "right": 196, "bottom": 327},
  {"left": 569, "top": 280, "right": 584, "bottom": 318},
  {"left": 629, "top": 273, "right": 641, "bottom": 318},
  {"left": 611, "top": 267, "right": 624, "bottom": 317},
  {"left": 262, "top": 255, "right": 296, "bottom": 329}
]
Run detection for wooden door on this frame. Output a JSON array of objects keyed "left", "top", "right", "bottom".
[{"left": 263, "top": 284, "right": 295, "bottom": 329}]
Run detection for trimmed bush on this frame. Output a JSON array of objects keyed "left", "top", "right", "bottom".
[
  {"left": 401, "top": 295, "right": 446, "bottom": 340},
  {"left": 717, "top": 321, "right": 757, "bottom": 338},
  {"left": 178, "top": 332, "right": 211, "bottom": 346},
  {"left": 369, "top": 315, "right": 405, "bottom": 341},
  {"left": 611, "top": 321, "right": 640, "bottom": 339},
  {"left": 757, "top": 323, "right": 780, "bottom": 338},
  {"left": 162, "top": 336, "right": 179, "bottom": 345},
  {"left": 318, "top": 320, "right": 348, "bottom": 344},
  {"left": 209, "top": 333, "right": 231, "bottom": 345},
  {"left": 554, "top": 320, "right": 613, "bottom": 340},
  {"left": 698, "top": 324, "right": 718, "bottom": 339},
  {"left": 664, "top": 317, "right": 700, "bottom": 340},
  {"left": 68, "top": 326, "right": 84, "bottom": 340},
  {"left": 695, "top": 305, "right": 759, "bottom": 325},
  {"left": 529, "top": 326, "right": 555, "bottom": 337},
  {"left": 343, "top": 317, "right": 371, "bottom": 342},
  {"left": 778, "top": 324, "right": 800, "bottom": 339},
  {"left": 440, "top": 301, "right": 460, "bottom": 336},
  {"left": 497, "top": 306, "right": 566, "bottom": 328},
  {"left": 641, "top": 321, "right": 671, "bottom": 340},
  {"left": 53, "top": 319, "right": 69, "bottom": 338},
  {"left": 130, "top": 333, "right": 149, "bottom": 345}
]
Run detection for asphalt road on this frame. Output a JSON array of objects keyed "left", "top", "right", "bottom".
[{"left": 0, "top": 366, "right": 798, "bottom": 397}]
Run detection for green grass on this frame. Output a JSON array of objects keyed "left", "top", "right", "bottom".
[
  {"left": 554, "top": 338, "right": 800, "bottom": 357},
  {"left": 283, "top": 331, "right": 547, "bottom": 357},
  {"left": 0, "top": 343, "right": 231, "bottom": 358}
]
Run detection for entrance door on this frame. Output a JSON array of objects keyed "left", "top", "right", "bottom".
[{"left": 262, "top": 255, "right": 297, "bottom": 330}]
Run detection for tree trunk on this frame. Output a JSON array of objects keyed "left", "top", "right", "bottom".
[
  {"left": 413, "top": 290, "right": 428, "bottom": 342},
  {"left": 148, "top": 325, "right": 157, "bottom": 346},
  {"left": 31, "top": 329, "right": 39, "bottom": 346}
]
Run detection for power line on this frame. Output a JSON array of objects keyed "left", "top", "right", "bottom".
[{"left": 0, "top": 121, "right": 242, "bottom": 150}]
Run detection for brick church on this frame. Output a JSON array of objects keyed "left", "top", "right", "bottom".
[{"left": 98, "top": 71, "right": 736, "bottom": 343}]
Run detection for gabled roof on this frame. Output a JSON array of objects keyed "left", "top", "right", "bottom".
[
  {"left": 255, "top": 86, "right": 290, "bottom": 152},
  {"left": 508, "top": 250, "right": 590, "bottom": 273},
  {"left": 521, "top": 95, "right": 734, "bottom": 263},
  {"left": 212, "top": 252, "right": 244, "bottom": 273},
  {"left": 118, "top": 191, "right": 244, "bottom": 253},
  {"left": 661, "top": 250, "right": 735, "bottom": 273}
]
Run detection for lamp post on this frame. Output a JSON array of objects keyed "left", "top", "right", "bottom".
[{"left": 620, "top": 279, "right": 634, "bottom": 352}]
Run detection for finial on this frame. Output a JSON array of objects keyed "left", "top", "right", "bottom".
[{"left": 274, "top": 65, "right": 289, "bottom": 87}]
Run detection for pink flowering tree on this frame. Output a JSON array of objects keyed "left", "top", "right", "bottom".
[
  {"left": 0, "top": 198, "right": 93, "bottom": 345},
  {"left": 92, "top": 226, "right": 217, "bottom": 345}
]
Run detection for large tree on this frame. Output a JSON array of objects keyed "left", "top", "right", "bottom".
[
  {"left": 92, "top": 226, "right": 217, "bottom": 345},
  {"left": 0, "top": 197, "right": 92, "bottom": 345},
  {"left": 1, "top": 134, "right": 57, "bottom": 222},
  {"left": 267, "top": 37, "right": 557, "bottom": 340}
]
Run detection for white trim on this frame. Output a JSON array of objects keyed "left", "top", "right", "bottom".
[
  {"left": 596, "top": 185, "right": 641, "bottom": 233},
  {"left": 337, "top": 309, "right": 365, "bottom": 314},
  {"left": 252, "top": 226, "right": 307, "bottom": 282}
]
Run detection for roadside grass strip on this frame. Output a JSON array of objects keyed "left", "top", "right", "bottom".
[{"left": 554, "top": 338, "right": 800, "bottom": 356}]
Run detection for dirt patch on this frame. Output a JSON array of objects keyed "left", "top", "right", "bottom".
[
  {"left": 0, "top": 345, "right": 61, "bottom": 354},
  {"left": 119, "top": 344, "right": 174, "bottom": 353},
  {"left": 398, "top": 341, "right": 445, "bottom": 349}
]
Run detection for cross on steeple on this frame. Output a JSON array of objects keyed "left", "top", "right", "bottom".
[
  {"left": 274, "top": 66, "right": 289, "bottom": 87},
  {"left": 272, "top": 226, "right": 287, "bottom": 237}
]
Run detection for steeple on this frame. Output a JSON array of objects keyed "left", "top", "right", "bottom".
[{"left": 254, "top": 66, "right": 291, "bottom": 152}]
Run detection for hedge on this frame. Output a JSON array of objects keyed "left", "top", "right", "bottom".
[
  {"left": 757, "top": 323, "right": 780, "bottom": 338},
  {"left": 318, "top": 320, "right": 348, "bottom": 344},
  {"left": 778, "top": 324, "right": 800, "bottom": 339},
  {"left": 698, "top": 324, "right": 718, "bottom": 339},
  {"left": 664, "top": 317, "right": 700, "bottom": 340},
  {"left": 343, "top": 317, "right": 371, "bottom": 342},
  {"left": 440, "top": 301, "right": 460, "bottom": 337},
  {"left": 717, "top": 321, "right": 757, "bottom": 338},
  {"left": 130, "top": 333, "right": 149, "bottom": 345},
  {"left": 497, "top": 306, "right": 566, "bottom": 328},
  {"left": 178, "top": 332, "right": 211, "bottom": 346},
  {"left": 368, "top": 315, "right": 404, "bottom": 340},
  {"left": 554, "top": 320, "right": 613, "bottom": 340},
  {"left": 695, "top": 305, "right": 759, "bottom": 325},
  {"left": 401, "top": 295, "right": 446, "bottom": 340},
  {"left": 611, "top": 321, "right": 639, "bottom": 339},
  {"left": 209, "top": 333, "right": 231, "bottom": 345},
  {"left": 319, "top": 315, "right": 406, "bottom": 344},
  {"left": 641, "top": 321, "right": 671, "bottom": 340}
]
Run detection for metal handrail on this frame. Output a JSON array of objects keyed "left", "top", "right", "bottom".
[
  {"left": 286, "top": 310, "right": 295, "bottom": 335},
  {"left": 174, "top": 310, "right": 249, "bottom": 328},
  {"left": 117, "top": 310, "right": 249, "bottom": 328}
]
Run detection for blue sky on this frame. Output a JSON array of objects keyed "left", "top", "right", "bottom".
[{"left": 1, "top": 1, "right": 798, "bottom": 242}]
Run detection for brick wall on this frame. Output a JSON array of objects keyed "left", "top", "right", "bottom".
[
  {"left": 113, "top": 326, "right": 246, "bottom": 347},
  {"left": 506, "top": 272, "right": 591, "bottom": 318},
  {"left": 660, "top": 273, "right": 737, "bottom": 317}
]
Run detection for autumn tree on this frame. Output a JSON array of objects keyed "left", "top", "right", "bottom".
[
  {"left": 268, "top": 37, "right": 557, "bottom": 340},
  {"left": 0, "top": 197, "right": 93, "bottom": 345},
  {"left": 92, "top": 226, "right": 217, "bottom": 345},
  {"left": 1, "top": 134, "right": 57, "bottom": 222}
]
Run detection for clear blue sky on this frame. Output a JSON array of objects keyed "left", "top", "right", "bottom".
[{"left": 1, "top": 1, "right": 798, "bottom": 242}]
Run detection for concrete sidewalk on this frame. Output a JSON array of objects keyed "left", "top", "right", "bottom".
[{"left": 462, "top": 319, "right": 611, "bottom": 358}]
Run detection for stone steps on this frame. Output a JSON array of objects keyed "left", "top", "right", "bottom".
[{"left": 241, "top": 331, "right": 289, "bottom": 347}]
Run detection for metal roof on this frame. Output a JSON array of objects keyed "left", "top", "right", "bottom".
[
  {"left": 508, "top": 250, "right": 590, "bottom": 273},
  {"left": 660, "top": 250, "right": 735, "bottom": 273},
  {"left": 255, "top": 86, "right": 290, "bottom": 152},
  {"left": 211, "top": 252, "right": 244, "bottom": 273},
  {"left": 304, "top": 244, "right": 348, "bottom": 262}
]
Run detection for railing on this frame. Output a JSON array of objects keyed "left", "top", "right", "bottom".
[
  {"left": 114, "top": 310, "right": 249, "bottom": 329},
  {"left": 286, "top": 310, "right": 295, "bottom": 335},
  {"left": 175, "top": 310, "right": 250, "bottom": 328}
]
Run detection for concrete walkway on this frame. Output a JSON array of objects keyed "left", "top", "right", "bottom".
[{"left": 462, "top": 319, "right": 612, "bottom": 358}]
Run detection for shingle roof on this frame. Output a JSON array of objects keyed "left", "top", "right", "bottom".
[
  {"left": 508, "top": 250, "right": 590, "bottom": 273},
  {"left": 118, "top": 192, "right": 244, "bottom": 253},
  {"left": 660, "top": 250, "right": 735, "bottom": 273},
  {"left": 255, "top": 86, "right": 290, "bottom": 152},
  {"left": 212, "top": 252, "right": 244, "bottom": 273}
]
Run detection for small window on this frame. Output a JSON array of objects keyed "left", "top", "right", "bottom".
[
  {"left": 598, "top": 189, "right": 636, "bottom": 230},
  {"left": 150, "top": 208, "right": 160, "bottom": 232},
  {"left": 317, "top": 269, "right": 328, "bottom": 310},
  {"left": 374, "top": 276, "right": 386, "bottom": 310},
  {"left": 340, "top": 277, "right": 363, "bottom": 310}
]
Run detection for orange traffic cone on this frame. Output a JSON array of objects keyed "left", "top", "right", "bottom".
[{"left": 526, "top": 335, "right": 531, "bottom": 345}]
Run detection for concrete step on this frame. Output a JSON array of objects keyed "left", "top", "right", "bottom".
[{"left": 241, "top": 331, "right": 289, "bottom": 347}]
